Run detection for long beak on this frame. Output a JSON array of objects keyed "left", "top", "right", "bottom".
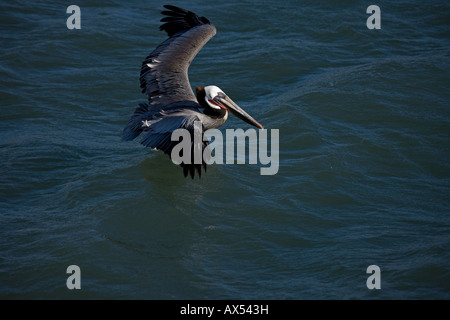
[{"left": 216, "top": 96, "right": 264, "bottom": 129}]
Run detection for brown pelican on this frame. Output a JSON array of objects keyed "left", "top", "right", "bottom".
[{"left": 122, "top": 5, "right": 263, "bottom": 178}]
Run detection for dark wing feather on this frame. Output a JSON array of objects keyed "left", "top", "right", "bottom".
[
  {"left": 123, "top": 6, "right": 216, "bottom": 178},
  {"left": 122, "top": 103, "right": 149, "bottom": 141},
  {"left": 139, "top": 5, "right": 216, "bottom": 108},
  {"left": 139, "top": 109, "right": 209, "bottom": 178}
]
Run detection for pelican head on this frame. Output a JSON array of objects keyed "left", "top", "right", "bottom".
[{"left": 199, "top": 85, "right": 263, "bottom": 129}]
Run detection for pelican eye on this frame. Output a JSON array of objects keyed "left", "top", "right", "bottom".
[{"left": 214, "top": 92, "right": 226, "bottom": 100}]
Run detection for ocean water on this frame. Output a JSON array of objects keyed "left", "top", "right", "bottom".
[{"left": 1, "top": 0, "right": 449, "bottom": 299}]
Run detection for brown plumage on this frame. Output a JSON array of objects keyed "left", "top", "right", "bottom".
[{"left": 123, "top": 5, "right": 263, "bottom": 179}]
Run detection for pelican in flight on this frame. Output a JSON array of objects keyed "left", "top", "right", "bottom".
[{"left": 122, "top": 5, "right": 263, "bottom": 178}]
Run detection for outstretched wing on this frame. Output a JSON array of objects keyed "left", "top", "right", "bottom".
[
  {"left": 140, "top": 5, "right": 217, "bottom": 108},
  {"left": 138, "top": 107, "right": 209, "bottom": 178}
]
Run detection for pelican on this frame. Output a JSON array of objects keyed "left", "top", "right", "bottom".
[{"left": 122, "top": 5, "right": 263, "bottom": 178}]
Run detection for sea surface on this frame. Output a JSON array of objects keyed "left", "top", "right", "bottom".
[{"left": 1, "top": 0, "right": 449, "bottom": 299}]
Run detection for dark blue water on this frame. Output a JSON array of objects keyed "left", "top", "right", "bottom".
[{"left": 1, "top": 0, "right": 449, "bottom": 299}]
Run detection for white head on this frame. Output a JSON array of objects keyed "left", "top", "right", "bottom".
[
  {"left": 204, "top": 85, "right": 225, "bottom": 109},
  {"left": 197, "top": 85, "right": 264, "bottom": 129}
]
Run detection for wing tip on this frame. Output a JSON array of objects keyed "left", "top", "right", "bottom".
[
  {"left": 163, "top": 5, "right": 188, "bottom": 14},
  {"left": 122, "top": 103, "right": 150, "bottom": 141},
  {"left": 159, "top": 4, "right": 212, "bottom": 36}
]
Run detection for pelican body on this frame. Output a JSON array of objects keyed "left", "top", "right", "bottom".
[{"left": 122, "top": 5, "right": 263, "bottom": 178}]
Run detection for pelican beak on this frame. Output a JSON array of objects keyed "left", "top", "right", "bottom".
[{"left": 215, "top": 94, "right": 264, "bottom": 129}]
